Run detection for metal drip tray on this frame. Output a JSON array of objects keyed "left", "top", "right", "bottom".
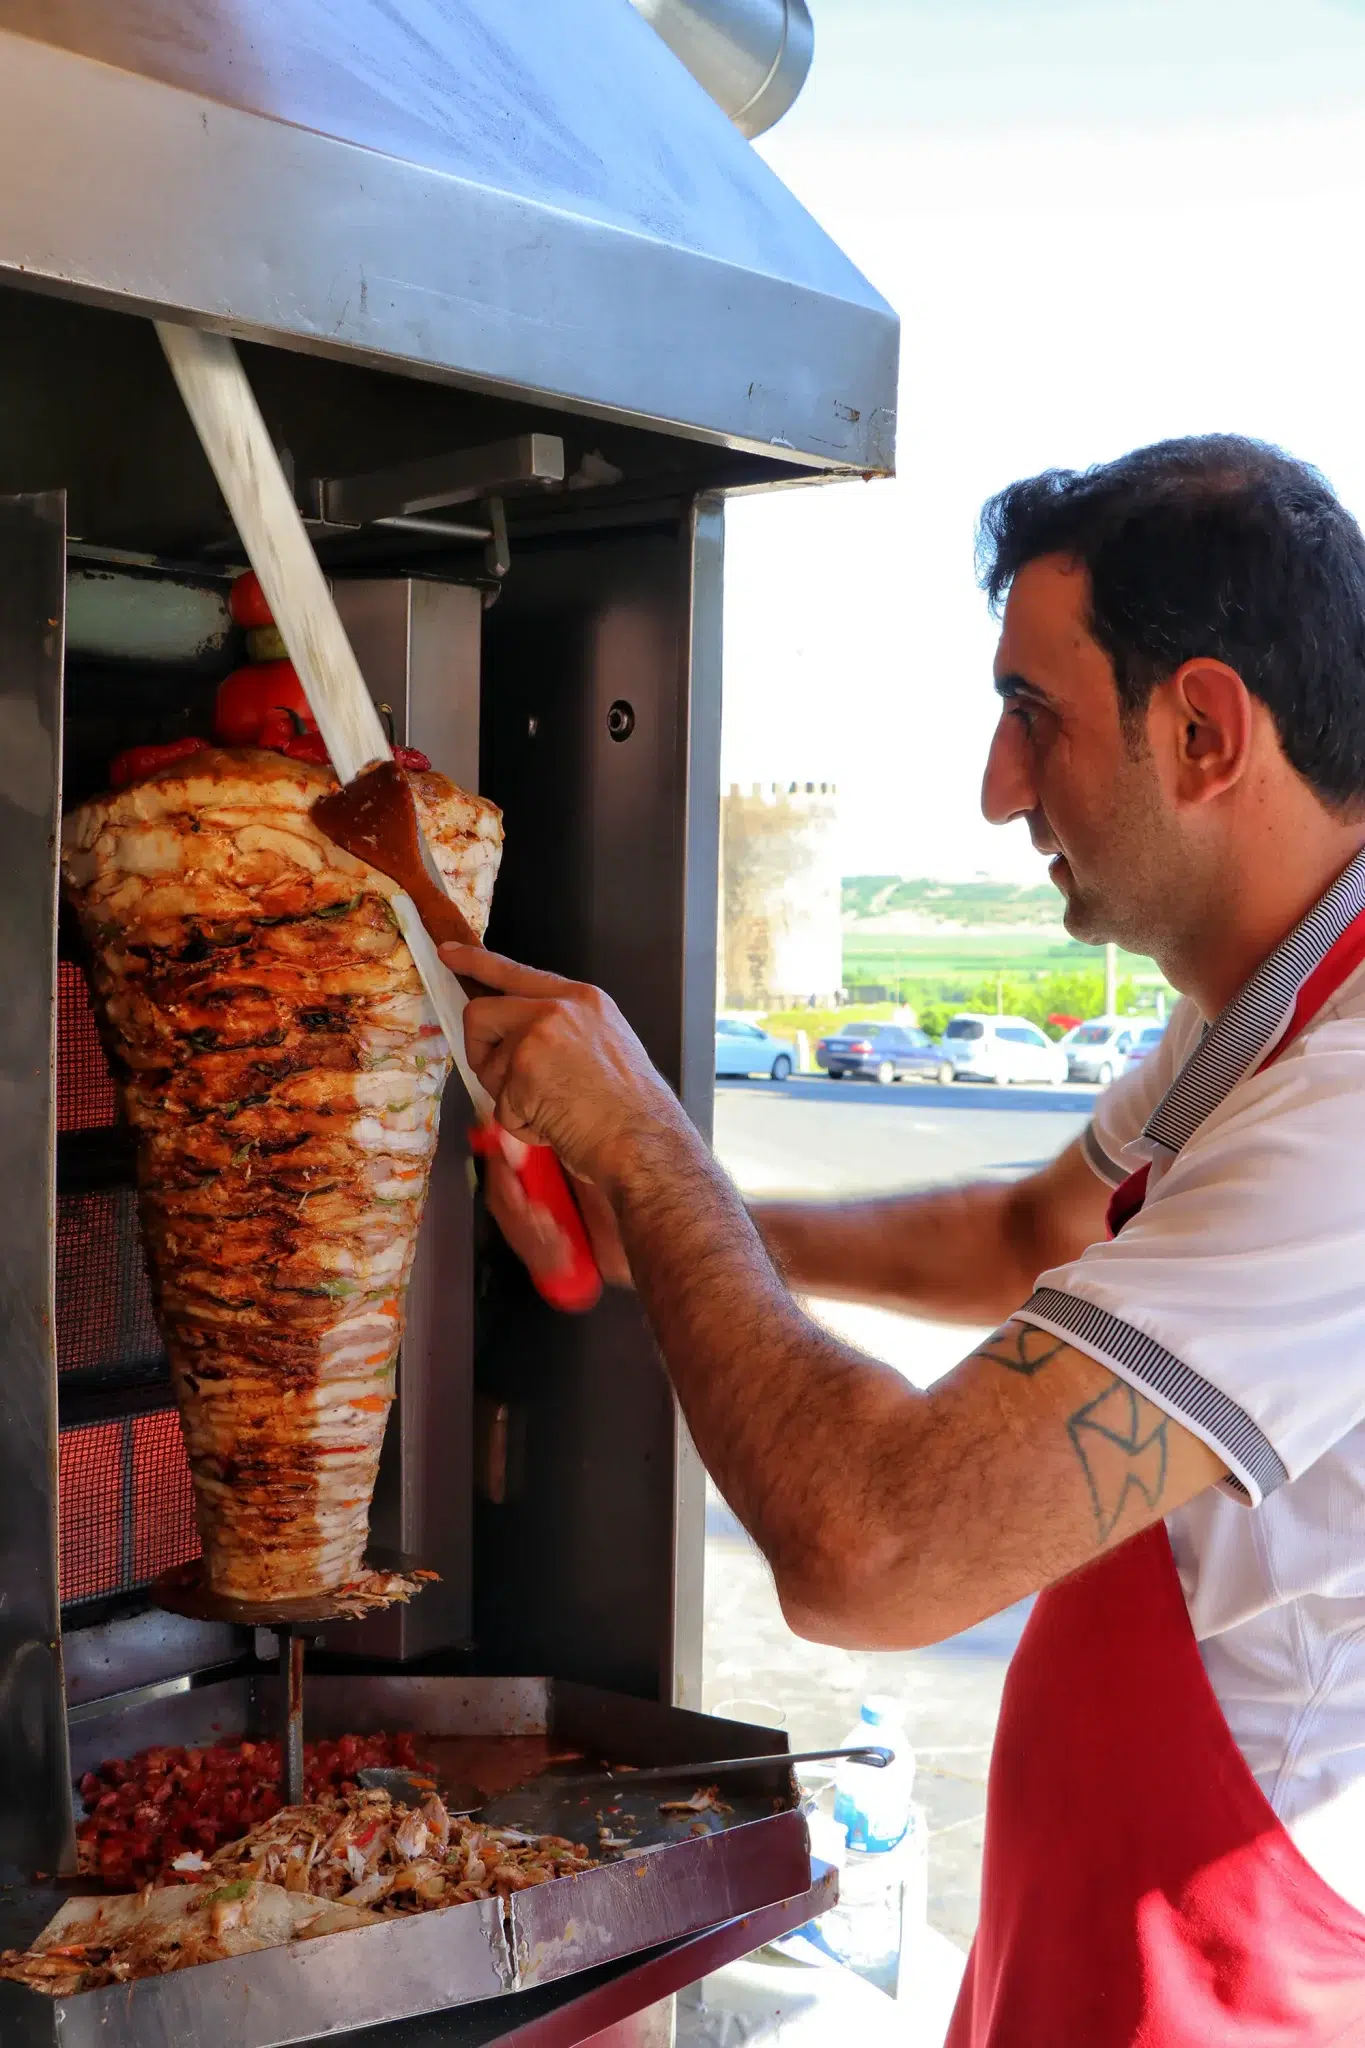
[{"left": 0, "top": 1676, "right": 815, "bottom": 2048}]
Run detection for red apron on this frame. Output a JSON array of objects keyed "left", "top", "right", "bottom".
[{"left": 948, "top": 938, "right": 1365, "bottom": 2046}]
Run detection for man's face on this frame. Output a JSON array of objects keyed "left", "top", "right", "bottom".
[{"left": 982, "top": 555, "right": 1177, "bottom": 950}]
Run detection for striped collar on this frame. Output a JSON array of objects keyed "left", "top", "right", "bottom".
[{"left": 1140, "top": 845, "right": 1365, "bottom": 1161}]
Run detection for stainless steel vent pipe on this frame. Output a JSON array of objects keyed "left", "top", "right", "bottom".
[{"left": 627, "top": 0, "right": 814, "bottom": 137}]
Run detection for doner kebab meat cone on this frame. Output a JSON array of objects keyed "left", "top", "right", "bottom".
[{"left": 60, "top": 746, "right": 502, "bottom": 1603}]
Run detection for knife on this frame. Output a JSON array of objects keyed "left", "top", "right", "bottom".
[{"left": 156, "top": 320, "right": 601, "bottom": 1314}]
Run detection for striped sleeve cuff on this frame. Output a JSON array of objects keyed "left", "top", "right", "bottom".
[
  {"left": 1016, "top": 1284, "right": 1288, "bottom": 1507},
  {"left": 1082, "top": 1122, "right": 1129, "bottom": 1188}
]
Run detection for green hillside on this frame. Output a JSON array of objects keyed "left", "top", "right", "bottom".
[{"left": 842, "top": 874, "right": 1070, "bottom": 927}]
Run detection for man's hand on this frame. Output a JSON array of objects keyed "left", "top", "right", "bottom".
[
  {"left": 480, "top": 1149, "right": 633, "bottom": 1288},
  {"left": 440, "top": 943, "right": 699, "bottom": 1195}
]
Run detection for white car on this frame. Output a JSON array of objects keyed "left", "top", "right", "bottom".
[{"left": 939, "top": 1013, "right": 1068, "bottom": 1087}]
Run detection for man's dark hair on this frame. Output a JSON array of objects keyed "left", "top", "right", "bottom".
[{"left": 977, "top": 434, "right": 1365, "bottom": 808}]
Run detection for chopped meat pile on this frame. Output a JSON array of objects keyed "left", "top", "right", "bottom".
[
  {"left": 59, "top": 747, "right": 502, "bottom": 1602},
  {"left": 76, "top": 1732, "right": 427, "bottom": 1890},
  {"left": 3, "top": 1787, "right": 595, "bottom": 1996},
  {"left": 206, "top": 1784, "right": 594, "bottom": 1910}
]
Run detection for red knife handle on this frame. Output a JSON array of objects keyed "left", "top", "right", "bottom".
[{"left": 468, "top": 1124, "right": 603, "bottom": 1314}]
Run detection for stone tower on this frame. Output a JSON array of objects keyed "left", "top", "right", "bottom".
[{"left": 720, "top": 781, "right": 841, "bottom": 1010}]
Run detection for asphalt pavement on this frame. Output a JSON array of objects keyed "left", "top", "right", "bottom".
[{"left": 702, "top": 1070, "right": 1094, "bottom": 1947}]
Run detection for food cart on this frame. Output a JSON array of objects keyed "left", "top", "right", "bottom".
[{"left": 0, "top": 2, "right": 898, "bottom": 2039}]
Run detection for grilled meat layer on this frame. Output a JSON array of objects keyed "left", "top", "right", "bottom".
[{"left": 61, "top": 748, "right": 501, "bottom": 1602}]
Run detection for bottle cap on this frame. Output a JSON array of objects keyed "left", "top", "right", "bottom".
[{"left": 859, "top": 1694, "right": 904, "bottom": 1729}]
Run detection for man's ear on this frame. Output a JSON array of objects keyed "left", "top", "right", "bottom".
[{"left": 1152, "top": 659, "right": 1255, "bottom": 806}]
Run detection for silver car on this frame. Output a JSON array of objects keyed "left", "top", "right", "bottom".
[{"left": 1064, "top": 1017, "right": 1146, "bottom": 1086}]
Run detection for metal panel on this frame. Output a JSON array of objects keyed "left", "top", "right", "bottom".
[
  {"left": 0, "top": 491, "right": 71, "bottom": 1880},
  {"left": 65, "top": 1675, "right": 254, "bottom": 1783},
  {"left": 319, "top": 436, "right": 565, "bottom": 527},
  {"left": 327, "top": 580, "right": 484, "bottom": 1658},
  {"left": 63, "top": 1609, "right": 241, "bottom": 1707},
  {"left": 668, "top": 495, "right": 725, "bottom": 1712},
  {"left": 0, "top": 1892, "right": 513, "bottom": 2048},
  {"left": 0, "top": 2, "right": 897, "bottom": 472},
  {"left": 0, "top": 1870, "right": 837, "bottom": 2048},
  {"left": 510, "top": 1811, "right": 811, "bottom": 1989},
  {"left": 476, "top": 514, "right": 707, "bottom": 1700}
]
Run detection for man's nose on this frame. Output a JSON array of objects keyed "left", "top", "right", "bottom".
[{"left": 981, "top": 714, "right": 1035, "bottom": 826}]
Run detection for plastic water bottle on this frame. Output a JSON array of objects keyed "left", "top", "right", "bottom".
[
  {"left": 821, "top": 1697, "right": 918, "bottom": 1994},
  {"left": 833, "top": 1696, "right": 915, "bottom": 1851}
]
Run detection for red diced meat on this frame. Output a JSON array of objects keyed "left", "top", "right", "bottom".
[{"left": 75, "top": 1731, "right": 429, "bottom": 1885}]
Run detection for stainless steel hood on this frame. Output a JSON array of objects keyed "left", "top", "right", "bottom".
[{"left": 0, "top": 0, "right": 896, "bottom": 476}]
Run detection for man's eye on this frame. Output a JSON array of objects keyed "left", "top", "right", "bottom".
[{"left": 1007, "top": 703, "right": 1037, "bottom": 732}]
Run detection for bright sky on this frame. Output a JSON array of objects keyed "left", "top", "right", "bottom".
[{"left": 722, "top": 0, "right": 1365, "bottom": 881}]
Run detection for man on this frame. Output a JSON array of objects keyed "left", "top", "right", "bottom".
[{"left": 444, "top": 437, "right": 1365, "bottom": 2043}]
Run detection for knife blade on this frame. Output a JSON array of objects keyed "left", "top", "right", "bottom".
[
  {"left": 156, "top": 322, "right": 601, "bottom": 1313},
  {"left": 155, "top": 320, "right": 492, "bottom": 1118}
]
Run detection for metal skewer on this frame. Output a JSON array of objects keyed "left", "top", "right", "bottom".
[
  {"left": 149, "top": 1553, "right": 438, "bottom": 1806},
  {"left": 280, "top": 1627, "right": 307, "bottom": 1808}
]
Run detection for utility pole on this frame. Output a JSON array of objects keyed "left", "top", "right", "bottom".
[{"left": 1104, "top": 942, "right": 1118, "bottom": 1017}]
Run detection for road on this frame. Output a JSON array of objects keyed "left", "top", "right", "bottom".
[{"left": 701, "top": 1072, "right": 1093, "bottom": 1947}]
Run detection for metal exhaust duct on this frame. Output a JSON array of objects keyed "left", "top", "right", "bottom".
[{"left": 627, "top": 0, "right": 814, "bottom": 136}]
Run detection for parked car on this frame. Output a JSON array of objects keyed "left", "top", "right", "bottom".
[
  {"left": 939, "top": 1014, "right": 1068, "bottom": 1087},
  {"left": 816, "top": 1021, "right": 946, "bottom": 1085},
  {"left": 1122, "top": 1022, "right": 1167, "bottom": 1070},
  {"left": 1062, "top": 1017, "right": 1147, "bottom": 1086},
  {"left": 715, "top": 1017, "right": 796, "bottom": 1080}
]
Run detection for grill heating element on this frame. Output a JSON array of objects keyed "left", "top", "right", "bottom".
[{"left": 55, "top": 957, "right": 199, "bottom": 1612}]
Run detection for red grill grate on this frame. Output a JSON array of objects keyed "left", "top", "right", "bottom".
[
  {"left": 57, "top": 959, "right": 119, "bottom": 1131},
  {"left": 58, "top": 1408, "right": 199, "bottom": 1609},
  {"left": 56, "top": 953, "right": 192, "bottom": 1609},
  {"left": 56, "top": 1187, "right": 162, "bottom": 1376}
]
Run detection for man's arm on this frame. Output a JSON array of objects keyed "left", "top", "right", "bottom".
[
  {"left": 449, "top": 945, "right": 1227, "bottom": 1651},
  {"left": 753, "top": 1137, "right": 1110, "bottom": 1325},
  {"left": 608, "top": 1122, "right": 1222, "bottom": 1649}
]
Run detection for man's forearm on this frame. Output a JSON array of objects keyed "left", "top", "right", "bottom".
[
  {"left": 608, "top": 1122, "right": 927, "bottom": 1627},
  {"left": 754, "top": 1180, "right": 1059, "bottom": 1325}
]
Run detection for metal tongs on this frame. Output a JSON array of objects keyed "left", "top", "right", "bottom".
[{"left": 357, "top": 1743, "right": 894, "bottom": 1817}]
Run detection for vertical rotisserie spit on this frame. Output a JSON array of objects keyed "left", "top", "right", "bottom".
[{"left": 60, "top": 746, "right": 501, "bottom": 1603}]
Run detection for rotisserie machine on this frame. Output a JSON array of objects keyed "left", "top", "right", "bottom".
[{"left": 0, "top": 3, "right": 898, "bottom": 2041}]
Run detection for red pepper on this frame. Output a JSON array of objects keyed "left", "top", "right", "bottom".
[
  {"left": 278, "top": 731, "right": 331, "bottom": 766},
  {"left": 256, "top": 706, "right": 298, "bottom": 751},
  {"left": 109, "top": 738, "right": 207, "bottom": 789},
  {"left": 394, "top": 746, "right": 431, "bottom": 773},
  {"left": 228, "top": 569, "right": 274, "bottom": 630},
  {"left": 215, "top": 660, "right": 316, "bottom": 746}
]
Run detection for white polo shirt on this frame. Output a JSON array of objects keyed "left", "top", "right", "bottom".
[{"left": 1017, "top": 849, "right": 1365, "bottom": 1911}]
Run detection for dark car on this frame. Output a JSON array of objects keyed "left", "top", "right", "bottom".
[{"left": 815, "top": 1022, "right": 945, "bottom": 1085}]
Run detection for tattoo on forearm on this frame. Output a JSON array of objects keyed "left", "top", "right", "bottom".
[
  {"left": 979, "top": 1323, "right": 1066, "bottom": 1377},
  {"left": 1068, "top": 1381, "right": 1169, "bottom": 1541}
]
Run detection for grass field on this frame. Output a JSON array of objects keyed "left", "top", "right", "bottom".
[{"left": 842, "top": 931, "right": 1161, "bottom": 981}]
